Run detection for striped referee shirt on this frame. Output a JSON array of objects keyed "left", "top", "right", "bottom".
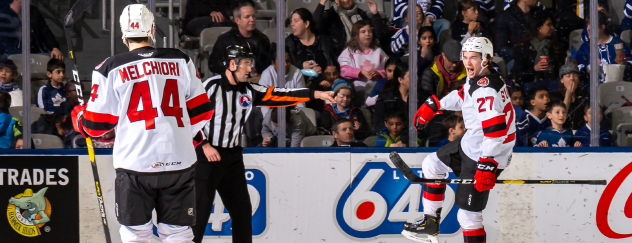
[{"left": 202, "top": 73, "right": 315, "bottom": 148}]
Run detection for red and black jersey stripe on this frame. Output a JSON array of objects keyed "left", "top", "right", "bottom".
[
  {"left": 458, "top": 87, "right": 465, "bottom": 100},
  {"left": 482, "top": 115, "right": 507, "bottom": 138},
  {"left": 186, "top": 93, "right": 214, "bottom": 126},
  {"left": 463, "top": 228, "right": 486, "bottom": 243},
  {"left": 82, "top": 110, "right": 119, "bottom": 137},
  {"left": 423, "top": 183, "right": 446, "bottom": 201}
]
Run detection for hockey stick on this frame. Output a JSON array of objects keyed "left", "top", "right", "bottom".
[
  {"left": 64, "top": 1, "right": 112, "bottom": 243},
  {"left": 389, "top": 152, "right": 607, "bottom": 185}
]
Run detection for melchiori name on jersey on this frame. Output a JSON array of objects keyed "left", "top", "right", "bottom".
[
  {"left": 0, "top": 168, "right": 70, "bottom": 186},
  {"left": 118, "top": 60, "right": 183, "bottom": 83}
]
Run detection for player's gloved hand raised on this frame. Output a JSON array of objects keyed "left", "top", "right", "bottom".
[
  {"left": 474, "top": 157, "right": 498, "bottom": 191},
  {"left": 71, "top": 104, "right": 87, "bottom": 135},
  {"left": 413, "top": 95, "right": 441, "bottom": 130}
]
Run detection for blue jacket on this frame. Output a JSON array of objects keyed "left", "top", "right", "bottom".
[
  {"left": 516, "top": 110, "right": 551, "bottom": 147},
  {"left": 575, "top": 36, "right": 631, "bottom": 74},
  {"left": 391, "top": 27, "right": 410, "bottom": 58},
  {"left": 0, "top": 112, "right": 20, "bottom": 149},
  {"left": 37, "top": 81, "right": 67, "bottom": 112},
  {"left": 535, "top": 128, "right": 574, "bottom": 147},
  {"left": 436, "top": 138, "right": 450, "bottom": 148},
  {"left": 369, "top": 78, "right": 388, "bottom": 98},
  {"left": 574, "top": 124, "right": 612, "bottom": 147}
]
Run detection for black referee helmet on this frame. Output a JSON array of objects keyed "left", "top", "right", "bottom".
[{"left": 223, "top": 45, "right": 255, "bottom": 68}]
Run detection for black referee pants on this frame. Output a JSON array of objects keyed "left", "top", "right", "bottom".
[{"left": 193, "top": 145, "right": 252, "bottom": 243}]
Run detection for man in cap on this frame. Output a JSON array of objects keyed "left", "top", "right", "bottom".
[{"left": 420, "top": 39, "right": 467, "bottom": 98}]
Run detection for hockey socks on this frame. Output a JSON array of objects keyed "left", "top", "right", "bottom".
[
  {"left": 422, "top": 183, "right": 446, "bottom": 217},
  {"left": 463, "top": 228, "right": 486, "bottom": 243}
]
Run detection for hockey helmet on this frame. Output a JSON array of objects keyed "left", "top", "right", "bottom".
[
  {"left": 223, "top": 45, "right": 255, "bottom": 69},
  {"left": 461, "top": 37, "right": 494, "bottom": 74},
  {"left": 120, "top": 4, "right": 155, "bottom": 42}
]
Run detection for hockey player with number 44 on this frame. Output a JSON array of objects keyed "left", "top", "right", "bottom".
[
  {"left": 403, "top": 37, "right": 516, "bottom": 243},
  {"left": 71, "top": 4, "right": 213, "bottom": 242}
]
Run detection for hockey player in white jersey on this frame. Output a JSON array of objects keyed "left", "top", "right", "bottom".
[
  {"left": 71, "top": 4, "right": 213, "bottom": 242},
  {"left": 402, "top": 37, "right": 516, "bottom": 243}
]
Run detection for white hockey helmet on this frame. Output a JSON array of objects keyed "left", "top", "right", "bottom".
[
  {"left": 120, "top": 4, "right": 155, "bottom": 42},
  {"left": 461, "top": 37, "right": 494, "bottom": 72}
]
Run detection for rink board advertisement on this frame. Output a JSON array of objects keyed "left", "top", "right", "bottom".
[
  {"left": 1, "top": 151, "right": 631, "bottom": 243},
  {"left": 0, "top": 155, "right": 79, "bottom": 243}
]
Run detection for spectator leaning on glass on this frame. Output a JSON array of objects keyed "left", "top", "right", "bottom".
[
  {"left": 330, "top": 118, "right": 367, "bottom": 147},
  {"left": 314, "top": 0, "right": 389, "bottom": 57},
  {"left": 338, "top": 20, "right": 389, "bottom": 95},
  {"left": 208, "top": 1, "right": 271, "bottom": 76},
  {"left": 261, "top": 107, "right": 316, "bottom": 148},
  {"left": 0, "top": 0, "right": 63, "bottom": 60},
  {"left": 420, "top": 39, "right": 466, "bottom": 98},
  {"left": 391, "top": 4, "right": 425, "bottom": 58},
  {"left": 182, "top": 0, "right": 233, "bottom": 37},
  {"left": 258, "top": 44, "right": 306, "bottom": 116},
  {"left": 513, "top": 10, "right": 565, "bottom": 85},
  {"left": 0, "top": 59, "right": 19, "bottom": 93},
  {"left": 452, "top": 0, "right": 487, "bottom": 44},
  {"left": 495, "top": 0, "right": 539, "bottom": 62},
  {"left": 321, "top": 86, "right": 370, "bottom": 140}
]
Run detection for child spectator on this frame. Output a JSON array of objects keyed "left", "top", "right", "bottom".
[
  {"left": 10, "top": 134, "right": 23, "bottom": 149},
  {"left": 452, "top": 0, "right": 487, "bottom": 44},
  {"left": 38, "top": 59, "right": 67, "bottom": 112},
  {"left": 417, "top": 27, "right": 440, "bottom": 73},
  {"left": 0, "top": 59, "right": 19, "bottom": 92},
  {"left": 436, "top": 114, "right": 465, "bottom": 147},
  {"left": 536, "top": 100, "right": 581, "bottom": 147},
  {"left": 93, "top": 130, "right": 115, "bottom": 148},
  {"left": 576, "top": 11, "right": 631, "bottom": 81},
  {"left": 321, "top": 86, "right": 370, "bottom": 140},
  {"left": 574, "top": 103, "right": 612, "bottom": 147},
  {"left": 49, "top": 112, "right": 80, "bottom": 148},
  {"left": 376, "top": 110, "right": 421, "bottom": 147},
  {"left": 391, "top": 4, "right": 425, "bottom": 58},
  {"left": 0, "top": 90, "right": 21, "bottom": 148},
  {"left": 509, "top": 86, "right": 526, "bottom": 125},
  {"left": 259, "top": 44, "right": 306, "bottom": 116},
  {"left": 338, "top": 20, "right": 389, "bottom": 95},
  {"left": 366, "top": 57, "right": 401, "bottom": 107},
  {"left": 517, "top": 85, "right": 551, "bottom": 146}
]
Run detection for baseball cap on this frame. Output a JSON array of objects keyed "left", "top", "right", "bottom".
[{"left": 442, "top": 39, "right": 462, "bottom": 62}]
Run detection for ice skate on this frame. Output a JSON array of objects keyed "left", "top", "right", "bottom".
[{"left": 401, "top": 208, "right": 441, "bottom": 243}]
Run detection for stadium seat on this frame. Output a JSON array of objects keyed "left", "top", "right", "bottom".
[
  {"left": 493, "top": 55, "right": 508, "bottom": 79},
  {"left": 599, "top": 81, "right": 632, "bottom": 113},
  {"left": 568, "top": 29, "right": 583, "bottom": 51},
  {"left": 360, "top": 107, "right": 372, "bottom": 131},
  {"left": 8, "top": 106, "right": 45, "bottom": 122},
  {"left": 263, "top": 28, "right": 293, "bottom": 43},
  {"left": 9, "top": 90, "right": 22, "bottom": 107},
  {"left": 31, "top": 134, "right": 64, "bottom": 149},
  {"left": 439, "top": 29, "right": 452, "bottom": 51},
  {"left": 298, "top": 107, "right": 317, "bottom": 127},
  {"left": 364, "top": 81, "right": 377, "bottom": 104},
  {"left": 621, "top": 30, "right": 631, "bottom": 47},
  {"left": 612, "top": 107, "right": 632, "bottom": 146},
  {"left": 300, "top": 135, "right": 335, "bottom": 147},
  {"left": 72, "top": 135, "right": 85, "bottom": 148},
  {"left": 8, "top": 54, "right": 51, "bottom": 80},
  {"left": 199, "top": 27, "right": 232, "bottom": 77},
  {"left": 363, "top": 135, "right": 378, "bottom": 146}
]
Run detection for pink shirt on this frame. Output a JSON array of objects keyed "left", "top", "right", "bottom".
[{"left": 338, "top": 47, "right": 388, "bottom": 88}]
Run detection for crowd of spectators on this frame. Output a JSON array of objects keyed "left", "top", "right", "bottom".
[{"left": 2, "top": 0, "right": 632, "bottom": 148}]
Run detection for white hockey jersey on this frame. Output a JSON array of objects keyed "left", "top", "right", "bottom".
[
  {"left": 80, "top": 47, "right": 213, "bottom": 173},
  {"left": 440, "top": 73, "right": 516, "bottom": 168}
]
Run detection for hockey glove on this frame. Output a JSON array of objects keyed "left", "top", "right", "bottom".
[
  {"left": 474, "top": 157, "right": 498, "bottom": 192},
  {"left": 413, "top": 95, "right": 441, "bottom": 130},
  {"left": 71, "top": 104, "right": 89, "bottom": 138}
]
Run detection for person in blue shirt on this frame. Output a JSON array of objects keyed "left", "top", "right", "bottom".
[
  {"left": 535, "top": 100, "right": 582, "bottom": 147},
  {"left": 0, "top": 59, "right": 19, "bottom": 93},
  {"left": 436, "top": 114, "right": 465, "bottom": 147},
  {"left": 509, "top": 86, "right": 525, "bottom": 123},
  {"left": 37, "top": 59, "right": 67, "bottom": 113},
  {"left": 517, "top": 85, "right": 551, "bottom": 146},
  {"left": 575, "top": 11, "right": 631, "bottom": 80},
  {"left": 0, "top": 90, "right": 21, "bottom": 149},
  {"left": 366, "top": 57, "right": 401, "bottom": 107},
  {"left": 574, "top": 103, "right": 612, "bottom": 147}
]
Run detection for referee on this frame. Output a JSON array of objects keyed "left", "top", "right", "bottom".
[{"left": 193, "top": 45, "right": 334, "bottom": 243}]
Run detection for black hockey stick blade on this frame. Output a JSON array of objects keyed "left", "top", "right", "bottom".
[{"left": 389, "top": 152, "right": 607, "bottom": 185}]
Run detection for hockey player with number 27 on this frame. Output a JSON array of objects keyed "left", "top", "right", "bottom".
[
  {"left": 403, "top": 37, "right": 516, "bottom": 243},
  {"left": 71, "top": 4, "right": 214, "bottom": 242}
]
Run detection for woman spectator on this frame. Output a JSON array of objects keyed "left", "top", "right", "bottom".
[
  {"left": 513, "top": 10, "right": 565, "bottom": 85},
  {"left": 286, "top": 8, "right": 336, "bottom": 80},
  {"left": 576, "top": 11, "right": 631, "bottom": 79},
  {"left": 373, "top": 63, "right": 430, "bottom": 132},
  {"left": 550, "top": 63, "right": 588, "bottom": 130},
  {"left": 320, "top": 86, "right": 370, "bottom": 140},
  {"left": 338, "top": 20, "right": 389, "bottom": 96},
  {"left": 451, "top": 0, "right": 487, "bottom": 44}
]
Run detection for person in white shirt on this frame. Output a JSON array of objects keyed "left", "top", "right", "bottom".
[{"left": 258, "top": 44, "right": 306, "bottom": 116}]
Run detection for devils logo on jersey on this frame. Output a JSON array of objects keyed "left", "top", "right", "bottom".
[{"left": 477, "top": 77, "right": 490, "bottom": 86}]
